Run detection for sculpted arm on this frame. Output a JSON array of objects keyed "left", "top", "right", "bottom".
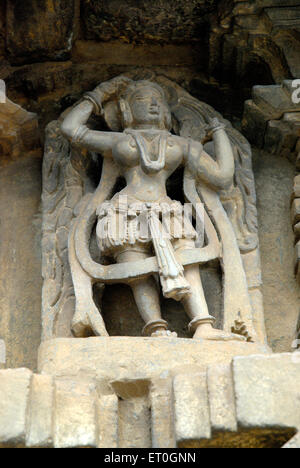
[
  {"left": 186, "top": 119, "right": 235, "bottom": 190},
  {"left": 61, "top": 76, "right": 132, "bottom": 154},
  {"left": 61, "top": 100, "right": 117, "bottom": 155}
]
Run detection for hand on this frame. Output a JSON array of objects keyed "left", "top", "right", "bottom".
[
  {"left": 205, "top": 117, "right": 226, "bottom": 141},
  {"left": 95, "top": 75, "right": 132, "bottom": 103},
  {"left": 84, "top": 76, "right": 132, "bottom": 116},
  {"left": 97, "top": 75, "right": 132, "bottom": 96}
]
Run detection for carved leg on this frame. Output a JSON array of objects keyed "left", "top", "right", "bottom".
[
  {"left": 182, "top": 264, "right": 245, "bottom": 342},
  {"left": 69, "top": 211, "right": 108, "bottom": 338},
  {"left": 116, "top": 249, "right": 177, "bottom": 337}
]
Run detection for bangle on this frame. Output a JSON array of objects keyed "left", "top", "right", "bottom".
[
  {"left": 71, "top": 125, "right": 89, "bottom": 145},
  {"left": 212, "top": 124, "right": 226, "bottom": 134},
  {"left": 83, "top": 92, "right": 104, "bottom": 116}
]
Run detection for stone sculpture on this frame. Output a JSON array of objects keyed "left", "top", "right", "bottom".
[{"left": 42, "top": 73, "right": 265, "bottom": 343}]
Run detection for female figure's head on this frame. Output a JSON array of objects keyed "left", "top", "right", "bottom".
[{"left": 119, "top": 80, "right": 172, "bottom": 131}]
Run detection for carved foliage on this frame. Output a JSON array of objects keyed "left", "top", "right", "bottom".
[{"left": 42, "top": 121, "right": 83, "bottom": 340}]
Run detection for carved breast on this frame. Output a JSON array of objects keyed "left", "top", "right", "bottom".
[{"left": 112, "top": 134, "right": 183, "bottom": 172}]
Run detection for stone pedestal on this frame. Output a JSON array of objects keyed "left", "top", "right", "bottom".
[
  {"left": 2, "top": 344, "right": 300, "bottom": 448},
  {"left": 38, "top": 337, "right": 270, "bottom": 382}
]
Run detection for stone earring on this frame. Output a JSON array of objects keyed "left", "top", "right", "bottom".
[{"left": 119, "top": 99, "right": 133, "bottom": 129}]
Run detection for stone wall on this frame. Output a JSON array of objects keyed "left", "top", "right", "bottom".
[
  {"left": 1, "top": 0, "right": 300, "bottom": 131},
  {"left": 0, "top": 351, "right": 299, "bottom": 448},
  {"left": 0, "top": 2, "right": 300, "bottom": 364},
  {"left": 242, "top": 82, "right": 300, "bottom": 351},
  {"left": 0, "top": 100, "right": 42, "bottom": 370},
  {"left": 0, "top": 0, "right": 300, "bottom": 450}
]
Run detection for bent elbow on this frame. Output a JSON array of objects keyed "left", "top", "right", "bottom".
[{"left": 60, "top": 119, "right": 75, "bottom": 141}]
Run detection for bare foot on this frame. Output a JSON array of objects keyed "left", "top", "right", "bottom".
[
  {"left": 193, "top": 324, "right": 246, "bottom": 342},
  {"left": 151, "top": 329, "right": 178, "bottom": 338}
]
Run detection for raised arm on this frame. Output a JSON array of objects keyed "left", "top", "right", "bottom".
[
  {"left": 61, "top": 99, "right": 117, "bottom": 155},
  {"left": 186, "top": 118, "right": 235, "bottom": 191},
  {"left": 61, "top": 76, "right": 132, "bottom": 155}
]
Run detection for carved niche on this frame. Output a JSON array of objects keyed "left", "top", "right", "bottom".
[{"left": 41, "top": 72, "right": 266, "bottom": 345}]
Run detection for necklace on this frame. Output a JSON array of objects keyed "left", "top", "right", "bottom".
[{"left": 125, "top": 129, "right": 170, "bottom": 175}]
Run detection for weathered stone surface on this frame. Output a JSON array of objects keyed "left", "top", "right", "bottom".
[
  {"left": 0, "top": 356, "right": 299, "bottom": 448},
  {"left": 82, "top": 0, "right": 217, "bottom": 44},
  {"left": 294, "top": 241, "right": 300, "bottom": 281},
  {"left": 291, "top": 199, "right": 300, "bottom": 226},
  {"left": 26, "top": 374, "right": 54, "bottom": 448},
  {"left": 243, "top": 81, "right": 300, "bottom": 156},
  {"left": 233, "top": 353, "right": 300, "bottom": 431},
  {"left": 38, "top": 337, "right": 269, "bottom": 381},
  {"left": 0, "top": 152, "right": 42, "bottom": 370},
  {"left": 252, "top": 84, "right": 296, "bottom": 117},
  {"left": 0, "top": 98, "right": 40, "bottom": 163},
  {"left": 150, "top": 377, "right": 176, "bottom": 448},
  {"left": 294, "top": 221, "right": 300, "bottom": 242},
  {"left": 253, "top": 149, "right": 300, "bottom": 352},
  {"left": 1, "top": 0, "right": 299, "bottom": 126},
  {"left": 292, "top": 174, "right": 300, "bottom": 200},
  {"left": 242, "top": 249, "right": 262, "bottom": 289},
  {"left": 0, "top": 2, "right": 5, "bottom": 58},
  {"left": 273, "top": 32, "right": 300, "bottom": 78},
  {"left": 54, "top": 379, "right": 97, "bottom": 448},
  {"left": 73, "top": 41, "right": 203, "bottom": 67},
  {"left": 0, "top": 339, "right": 5, "bottom": 369},
  {"left": 118, "top": 396, "right": 151, "bottom": 448},
  {"left": 6, "top": 0, "right": 75, "bottom": 64},
  {"left": 243, "top": 83, "right": 300, "bottom": 323},
  {"left": 248, "top": 288, "right": 268, "bottom": 346},
  {"left": 242, "top": 100, "right": 270, "bottom": 148},
  {"left": 173, "top": 373, "right": 211, "bottom": 447},
  {"left": 207, "top": 364, "right": 237, "bottom": 433},
  {"left": 97, "top": 394, "right": 119, "bottom": 448},
  {"left": 111, "top": 379, "right": 150, "bottom": 400},
  {"left": 264, "top": 120, "right": 298, "bottom": 155},
  {"left": 0, "top": 97, "right": 42, "bottom": 370},
  {"left": 0, "top": 368, "right": 32, "bottom": 447},
  {"left": 264, "top": 6, "right": 300, "bottom": 30}
]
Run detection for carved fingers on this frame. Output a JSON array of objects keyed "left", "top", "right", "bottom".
[{"left": 84, "top": 76, "right": 132, "bottom": 116}]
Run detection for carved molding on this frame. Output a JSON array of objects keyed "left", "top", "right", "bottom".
[{"left": 0, "top": 352, "right": 299, "bottom": 448}]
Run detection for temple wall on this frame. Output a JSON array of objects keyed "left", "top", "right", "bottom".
[
  {"left": 254, "top": 150, "right": 300, "bottom": 352},
  {"left": 0, "top": 0, "right": 300, "bottom": 450},
  {"left": 0, "top": 153, "right": 42, "bottom": 370},
  {"left": 0, "top": 99, "right": 42, "bottom": 370},
  {"left": 1, "top": 0, "right": 300, "bottom": 129},
  {"left": 0, "top": 3, "right": 298, "bottom": 363}
]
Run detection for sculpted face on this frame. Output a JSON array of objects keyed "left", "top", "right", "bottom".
[{"left": 128, "top": 87, "right": 166, "bottom": 127}]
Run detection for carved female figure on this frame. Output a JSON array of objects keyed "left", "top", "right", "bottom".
[{"left": 60, "top": 76, "right": 256, "bottom": 342}]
